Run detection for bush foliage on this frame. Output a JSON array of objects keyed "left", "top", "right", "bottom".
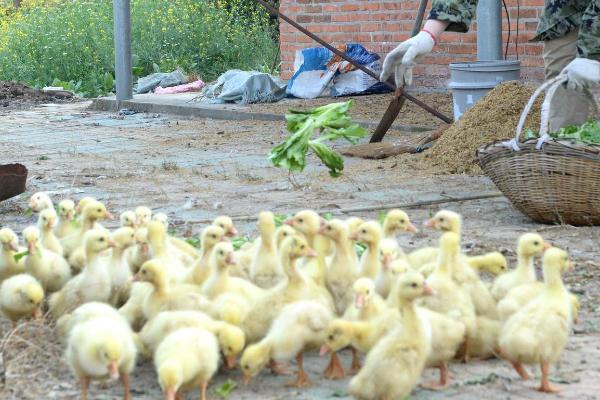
[{"left": 0, "top": 0, "right": 279, "bottom": 97}]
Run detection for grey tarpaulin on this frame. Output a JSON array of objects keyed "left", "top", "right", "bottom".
[
  {"left": 135, "top": 69, "right": 187, "bottom": 94},
  {"left": 194, "top": 70, "right": 286, "bottom": 104}
]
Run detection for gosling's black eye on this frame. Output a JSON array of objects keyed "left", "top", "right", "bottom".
[
  {"left": 534, "top": 241, "right": 540, "bottom": 245},
  {"left": 228, "top": 346, "right": 232, "bottom": 351},
  {"left": 328, "top": 335, "right": 334, "bottom": 341},
  {"left": 410, "top": 282, "right": 418, "bottom": 288},
  {"left": 97, "top": 209, "right": 102, "bottom": 213},
  {"left": 439, "top": 217, "right": 444, "bottom": 222},
  {"left": 300, "top": 245, "right": 305, "bottom": 250},
  {"left": 366, "top": 290, "right": 370, "bottom": 295},
  {"left": 219, "top": 250, "right": 224, "bottom": 256},
  {"left": 327, "top": 226, "right": 332, "bottom": 231},
  {"left": 99, "top": 237, "right": 105, "bottom": 242},
  {"left": 298, "top": 218, "right": 303, "bottom": 223},
  {"left": 361, "top": 229, "right": 367, "bottom": 234},
  {"left": 211, "top": 234, "right": 217, "bottom": 239},
  {"left": 283, "top": 232, "right": 288, "bottom": 236},
  {"left": 400, "top": 219, "right": 405, "bottom": 223},
  {"left": 243, "top": 364, "right": 249, "bottom": 370}
]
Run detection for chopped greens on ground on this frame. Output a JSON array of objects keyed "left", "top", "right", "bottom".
[
  {"left": 231, "top": 236, "right": 251, "bottom": 251},
  {"left": 213, "top": 379, "right": 237, "bottom": 398},
  {"left": 523, "top": 120, "right": 600, "bottom": 144},
  {"left": 269, "top": 101, "right": 367, "bottom": 177}
]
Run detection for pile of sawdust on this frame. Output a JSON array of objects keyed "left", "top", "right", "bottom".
[{"left": 422, "top": 81, "right": 542, "bottom": 174}]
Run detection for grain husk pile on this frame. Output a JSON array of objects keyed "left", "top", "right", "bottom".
[{"left": 422, "top": 81, "right": 542, "bottom": 174}]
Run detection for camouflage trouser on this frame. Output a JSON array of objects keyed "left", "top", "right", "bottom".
[{"left": 544, "top": 29, "right": 591, "bottom": 131}]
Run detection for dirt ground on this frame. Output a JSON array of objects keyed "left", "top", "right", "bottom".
[
  {"left": 0, "top": 81, "right": 76, "bottom": 111},
  {"left": 246, "top": 92, "right": 454, "bottom": 129},
  {"left": 0, "top": 98, "right": 599, "bottom": 400}
]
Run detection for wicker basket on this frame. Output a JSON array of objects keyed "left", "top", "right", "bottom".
[{"left": 477, "top": 76, "right": 600, "bottom": 225}]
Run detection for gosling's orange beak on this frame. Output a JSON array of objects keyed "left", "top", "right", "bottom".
[
  {"left": 105, "top": 211, "right": 114, "bottom": 220},
  {"left": 243, "top": 372, "right": 251, "bottom": 385},
  {"left": 405, "top": 222, "right": 418, "bottom": 233},
  {"left": 132, "top": 273, "right": 141, "bottom": 282},
  {"left": 226, "top": 252, "right": 236, "bottom": 265},
  {"left": 348, "top": 231, "right": 359, "bottom": 241},
  {"left": 284, "top": 218, "right": 294, "bottom": 226},
  {"left": 165, "top": 387, "right": 176, "bottom": 400},
  {"left": 27, "top": 241, "right": 36, "bottom": 254},
  {"left": 318, "top": 221, "right": 327, "bottom": 234},
  {"left": 9, "top": 241, "right": 19, "bottom": 252},
  {"left": 107, "top": 238, "right": 117, "bottom": 248},
  {"left": 568, "top": 261, "right": 575, "bottom": 271},
  {"left": 306, "top": 249, "right": 318, "bottom": 258},
  {"left": 542, "top": 242, "right": 552, "bottom": 250},
  {"left": 355, "top": 293, "right": 365, "bottom": 309},
  {"left": 29, "top": 200, "right": 37, "bottom": 209},
  {"left": 67, "top": 210, "right": 75, "bottom": 220},
  {"left": 382, "top": 254, "right": 393, "bottom": 269},
  {"left": 108, "top": 360, "right": 119, "bottom": 380},
  {"left": 423, "top": 218, "right": 435, "bottom": 228},
  {"left": 141, "top": 243, "right": 149, "bottom": 256},
  {"left": 422, "top": 284, "right": 435, "bottom": 296},
  {"left": 33, "top": 306, "right": 43, "bottom": 320},
  {"left": 319, "top": 345, "right": 331, "bottom": 356},
  {"left": 225, "top": 355, "right": 237, "bottom": 369},
  {"left": 227, "top": 227, "right": 238, "bottom": 237}
]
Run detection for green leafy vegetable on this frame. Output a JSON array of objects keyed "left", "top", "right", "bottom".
[
  {"left": 377, "top": 211, "right": 386, "bottom": 225},
  {"left": 23, "top": 208, "right": 33, "bottom": 217},
  {"left": 523, "top": 120, "right": 600, "bottom": 144},
  {"left": 355, "top": 243, "right": 367, "bottom": 258},
  {"left": 13, "top": 251, "right": 29, "bottom": 263},
  {"left": 185, "top": 237, "right": 201, "bottom": 249},
  {"left": 269, "top": 101, "right": 367, "bottom": 177},
  {"left": 552, "top": 120, "right": 600, "bottom": 144},
  {"left": 274, "top": 214, "right": 289, "bottom": 227},
  {"left": 322, "top": 212, "right": 333, "bottom": 221},
  {"left": 231, "top": 236, "right": 251, "bottom": 251},
  {"left": 213, "top": 379, "right": 237, "bottom": 398}
]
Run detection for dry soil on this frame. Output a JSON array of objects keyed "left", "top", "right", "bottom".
[{"left": 0, "top": 99, "right": 598, "bottom": 400}]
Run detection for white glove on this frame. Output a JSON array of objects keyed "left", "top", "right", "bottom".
[
  {"left": 560, "top": 58, "right": 600, "bottom": 91},
  {"left": 380, "top": 31, "right": 435, "bottom": 87}
]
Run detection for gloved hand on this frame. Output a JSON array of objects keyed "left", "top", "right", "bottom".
[
  {"left": 560, "top": 58, "right": 600, "bottom": 91},
  {"left": 380, "top": 31, "right": 435, "bottom": 87}
]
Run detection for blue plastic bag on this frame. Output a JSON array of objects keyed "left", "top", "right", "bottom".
[{"left": 286, "top": 44, "right": 391, "bottom": 99}]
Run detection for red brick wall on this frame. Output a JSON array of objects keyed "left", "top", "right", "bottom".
[{"left": 279, "top": 0, "right": 546, "bottom": 89}]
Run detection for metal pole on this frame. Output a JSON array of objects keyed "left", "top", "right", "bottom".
[
  {"left": 476, "top": 0, "right": 503, "bottom": 60},
  {"left": 113, "top": 0, "right": 132, "bottom": 100}
]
